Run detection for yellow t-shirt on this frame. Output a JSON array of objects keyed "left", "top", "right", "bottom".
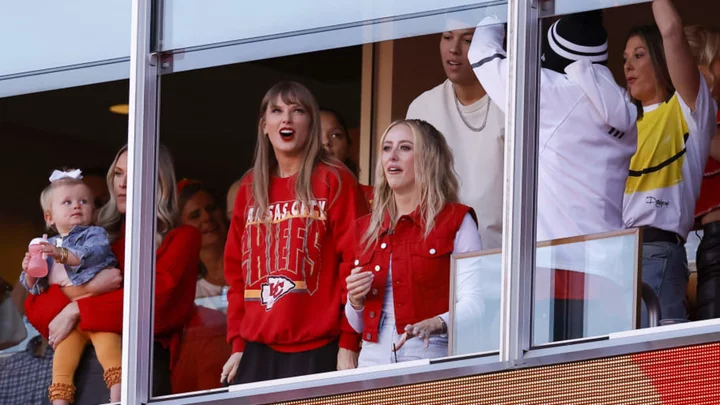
[
  {"left": 623, "top": 82, "right": 717, "bottom": 238},
  {"left": 625, "top": 94, "right": 688, "bottom": 195}
]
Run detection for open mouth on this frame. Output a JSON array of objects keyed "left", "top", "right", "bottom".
[
  {"left": 386, "top": 166, "right": 403, "bottom": 175},
  {"left": 446, "top": 60, "right": 462, "bottom": 70},
  {"left": 279, "top": 128, "right": 295, "bottom": 141}
]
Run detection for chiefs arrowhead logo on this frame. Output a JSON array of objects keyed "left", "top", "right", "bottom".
[{"left": 260, "top": 276, "right": 296, "bottom": 311}]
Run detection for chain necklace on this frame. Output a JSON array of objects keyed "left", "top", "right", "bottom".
[{"left": 453, "top": 90, "right": 491, "bottom": 133}]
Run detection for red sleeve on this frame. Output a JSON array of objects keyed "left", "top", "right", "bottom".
[
  {"left": 224, "top": 176, "right": 251, "bottom": 353},
  {"left": 153, "top": 226, "right": 201, "bottom": 335},
  {"left": 24, "top": 285, "right": 72, "bottom": 339},
  {"left": 361, "top": 184, "right": 374, "bottom": 208},
  {"left": 77, "top": 233, "right": 125, "bottom": 333},
  {"left": 77, "top": 226, "right": 200, "bottom": 335},
  {"left": 77, "top": 290, "right": 124, "bottom": 333},
  {"left": 331, "top": 168, "right": 370, "bottom": 352}
]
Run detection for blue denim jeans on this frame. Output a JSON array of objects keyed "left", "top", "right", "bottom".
[
  {"left": 358, "top": 312, "right": 448, "bottom": 367},
  {"left": 641, "top": 241, "right": 689, "bottom": 327}
]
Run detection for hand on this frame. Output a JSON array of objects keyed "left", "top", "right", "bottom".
[
  {"left": 38, "top": 242, "right": 62, "bottom": 260},
  {"left": 21, "top": 252, "right": 30, "bottom": 271},
  {"left": 346, "top": 267, "right": 374, "bottom": 309},
  {"left": 337, "top": 347, "right": 359, "bottom": 370},
  {"left": 48, "top": 302, "right": 80, "bottom": 349},
  {"left": 87, "top": 268, "right": 123, "bottom": 293},
  {"left": 220, "top": 352, "right": 243, "bottom": 385},
  {"left": 393, "top": 317, "right": 445, "bottom": 351}
]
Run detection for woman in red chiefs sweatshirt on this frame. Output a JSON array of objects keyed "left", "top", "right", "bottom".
[
  {"left": 220, "top": 81, "right": 369, "bottom": 385},
  {"left": 24, "top": 145, "right": 201, "bottom": 400},
  {"left": 345, "top": 119, "right": 484, "bottom": 366}
]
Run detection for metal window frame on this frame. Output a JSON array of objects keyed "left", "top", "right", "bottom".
[
  {"left": 500, "top": 0, "right": 540, "bottom": 365},
  {"left": 0, "top": 58, "right": 129, "bottom": 98},
  {"left": 123, "top": 0, "right": 159, "bottom": 403}
]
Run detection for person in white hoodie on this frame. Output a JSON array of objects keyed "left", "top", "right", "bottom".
[
  {"left": 469, "top": 12, "right": 639, "bottom": 341},
  {"left": 470, "top": 11, "right": 638, "bottom": 242}
]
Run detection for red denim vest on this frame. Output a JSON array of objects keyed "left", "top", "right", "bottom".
[{"left": 352, "top": 203, "right": 473, "bottom": 342}]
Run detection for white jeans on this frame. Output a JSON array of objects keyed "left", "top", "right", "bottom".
[{"left": 358, "top": 312, "right": 448, "bottom": 367}]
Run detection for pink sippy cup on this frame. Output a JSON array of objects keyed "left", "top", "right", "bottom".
[{"left": 27, "top": 237, "right": 49, "bottom": 278}]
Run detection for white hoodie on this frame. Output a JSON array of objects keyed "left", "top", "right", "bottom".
[{"left": 469, "top": 17, "right": 638, "bottom": 242}]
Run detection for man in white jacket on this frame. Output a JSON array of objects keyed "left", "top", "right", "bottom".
[
  {"left": 470, "top": 12, "right": 639, "bottom": 342},
  {"left": 470, "top": 12, "right": 638, "bottom": 242}
]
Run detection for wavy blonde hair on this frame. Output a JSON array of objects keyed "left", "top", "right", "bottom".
[
  {"left": 247, "top": 81, "right": 337, "bottom": 216},
  {"left": 685, "top": 25, "right": 720, "bottom": 98},
  {"left": 362, "top": 119, "right": 459, "bottom": 250},
  {"left": 98, "top": 145, "right": 179, "bottom": 246}
]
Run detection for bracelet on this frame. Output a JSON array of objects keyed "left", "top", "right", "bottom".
[
  {"left": 436, "top": 316, "right": 448, "bottom": 335},
  {"left": 59, "top": 247, "right": 68, "bottom": 264}
]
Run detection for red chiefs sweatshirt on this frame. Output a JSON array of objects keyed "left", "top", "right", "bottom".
[
  {"left": 225, "top": 162, "right": 368, "bottom": 354},
  {"left": 25, "top": 226, "right": 201, "bottom": 362}
]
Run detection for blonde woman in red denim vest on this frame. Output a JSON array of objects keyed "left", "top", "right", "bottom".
[{"left": 344, "top": 119, "right": 484, "bottom": 366}]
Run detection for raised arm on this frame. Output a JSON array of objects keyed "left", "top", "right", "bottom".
[
  {"left": 653, "top": 0, "right": 700, "bottom": 110},
  {"left": 468, "top": 16, "right": 509, "bottom": 113}
]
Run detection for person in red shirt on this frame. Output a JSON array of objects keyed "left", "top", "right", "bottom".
[
  {"left": 171, "top": 179, "right": 231, "bottom": 392},
  {"left": 319, "top": 108, "right": 374, "bottom": 206},
  {"left": 344, "top": 119, "right": 483, "bottom": 366},
  {"left": 24, "top": 145, "right": 201, "bottom": 402},
  {"left": 686, "top": 26, "right": 720, "bottom": 320},
  {"left": 221, "top": 81, "right": 369, "bottom": 384}
]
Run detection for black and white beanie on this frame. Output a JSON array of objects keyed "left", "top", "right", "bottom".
[{"left": 541, "top": 11, "right": 608, "bottom": 74}]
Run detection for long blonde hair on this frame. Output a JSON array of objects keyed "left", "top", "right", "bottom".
[
  {"left": 248, "top": 81, "right": 336, "bottom": 216},
  {"left": 685, "top": 25, "right": 720, "bottom": 97},
  {"left": 362, "top": 119, "right": 459, "bottom": 250},
  {"left": 98, "top": 145, "right": 179, "bottom": 246}
]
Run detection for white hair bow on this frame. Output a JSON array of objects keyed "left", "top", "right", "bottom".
[{"left": 49, "top": 169, "right": 84, "bottom": 182}]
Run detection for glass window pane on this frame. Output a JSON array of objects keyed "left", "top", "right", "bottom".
[
  {"left": 0, "top": 81, "right": 128, "bottom": 404},
  {"left": 553, "top": 0, "right": 650, "bottom": 16},
  {"left": 162, "top": 0, "right": 504, "bottom": 51},
  {"left": 532, "top": 232, "right": 640, "bottom": 346},
  {"left": 451, "top": 252, "right": 501, "bottom": 355},
  {"left": 528, "top": 5, "right": 643, "bottom": 348},
  {"left": 152, "top": 6, "right": 509, "bottom": 399},
  {"left": 0, "top": 1, "right": 130, "bottom": 77},
  {"left": 530, "top": 0, "right": 720, "bottom": 351}
]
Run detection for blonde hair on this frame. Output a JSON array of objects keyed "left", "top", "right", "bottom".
[
  {"left": 98, "top": 145, "right": 179, "bottom": 246},
  {"left": 247, "top": 81, "right": 337, "bottom": 216},
  {"left": 40, "top": 175, "right": 92, "bottom": 230},
  {"left": 362, "top": 119, "right": 459, "bottom": 250},
  {"left": 685, "top": 25, "right": 720, "bottom": 96}
]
